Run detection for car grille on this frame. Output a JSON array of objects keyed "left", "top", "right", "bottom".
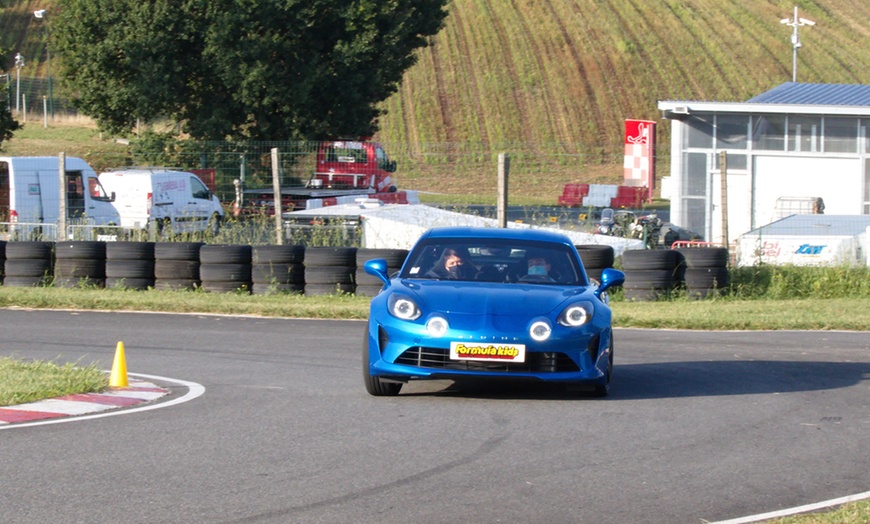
[{"left": 395, "top": 347, "right": 580, "bottom": 373}]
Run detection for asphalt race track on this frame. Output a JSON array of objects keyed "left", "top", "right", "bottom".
[{"left": 1, "top": 309, "right": 868, "bottom": 523}]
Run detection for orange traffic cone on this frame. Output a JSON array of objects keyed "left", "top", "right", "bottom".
[{"left": 109, "top": 341, "right": 129, "bottom": 387}]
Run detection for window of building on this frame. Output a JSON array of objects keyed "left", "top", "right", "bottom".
[
  {"left": 860, "top": 119, "right": 870, "bottom": 154},
  {"left": 716, "top": 115, "right": 748, "bottom": 149},
  {"left": 751, "top": 115, "right": 786, "bottom": 151},
  {"left": 683, "top": 153, "right": 708, "bottom": 197},
  {"left": 824, "top": 117, "right": 857, "bottom": 153},
  {"left": 686, "top": 116, "right": 714, "bottom": 149},
  {"left": 787, "top": 116, "right": 820, "bottom": 152},
  {"left": 683, "top": 198, "right": 706, "bottom": 239},
  {"left": 714, "top": 152, "right": 747, "bottom": 171},
  {"left": 864, "top": 158, "right": 870, "bottom": 215}
]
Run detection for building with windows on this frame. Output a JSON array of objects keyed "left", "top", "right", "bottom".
[{"left": 657, "top": 83, "right": 870, "bottom": 246}]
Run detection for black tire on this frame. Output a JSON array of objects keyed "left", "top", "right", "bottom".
[
  {"left": 153, "top": 278, "right": 199, "bottom": 291},
  {"left": 623, "top": 269, "right": 678, "bottom": 289},
  {"left": 624, "top": 287, "right": 671, "bottom": 301},
  {"left": 4, "top": 259, "right": 52, "bottom": 277},
  {"left": 575, "top": 245, "right": 615, "bottom": 269},
  {"left": 200, "top": 263, "right": 252, "bottom": 282},
  {"left": 199, "top": 244, "right": 252, "bottom": 264},
  {"left": 363, "top": 329, "right": 402, "bottom": 396},
  {"left": 354, "top": 284, "right": 385, "bottom": 297},
  {"left": 2, "top": 275, "right": 51, "bottom": 287},
  {"left": 55, "top": 241, "right": 106, "bottom": 260},
  {"left": 105, "top": 260, "right": 155, "bottom": 279},
  {"left": 251, "top": 282, "right": 305, "bottom": 295},
  {"left": 106, "top": 277, "right": 154, "bottom": 290},
  {"left": 201, "top": 281, "right": 251, "bottom": 293},
  {"left": 252, "top": 245, "right": 305, "bottom": 265},
  {"left": 675, "top": 247, "right": 729, "bottom": 268},
  {"left": 54, "top": 276, "right": 105, "bottom": 288},
  {"left": 5, "top": 241, "right": 53, "bottom": 260},
  {"left": 304, "top": 283, "right": 355, "bottom": 296},
  {"left": 684, "top": 267, "right": 730, "bottom": 288},
  {"left": 591, "top": 336, "right": 614, "bottom": 397},
  {"left": 355, "top": 248, "right": 408, "bottom": 268},
  {"left": 304, "top": 266, "right": 355, "bottom": 285},
  {"left": 252, "top": 263, "right": 305, "bottom": 284},
  {"left": 154, "top": 260, "right": 200, "bottom": 279},
  {"left": 155, "top": 242, "right": 204, "bottom": 261},
  {"left": 585, "top": 267, "right": 604, "bottom": 283},
  {"left": 622, "top": 249, "right": 681, "bottom": 270},
  {"left": 54, "top": 259, "right": 105, "bottom": 278},
  {"left": 304, "top": 247, "right": 356, "bottom": 267},
  {"left": 106, "top": 242, "right": 155, "bottom": 260}
]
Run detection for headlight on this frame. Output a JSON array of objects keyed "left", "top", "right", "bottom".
[
  {"left": 388, "top": 294, "right": 421, "bottom": 320},
  {"left": 558, "top": 304, "right": 591, "bottom": 327},
  {"left": 529, "top": 321, "right": 552, "bottom": 341},
  {"left": 426, "top": 316, "right": 449, "bottom": 337}
]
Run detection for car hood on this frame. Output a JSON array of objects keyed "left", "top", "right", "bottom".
[{"left": 397, "top": 280, "right": 586, "bottom": 316}]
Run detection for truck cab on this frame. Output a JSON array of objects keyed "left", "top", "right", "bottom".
[{"left": 312, "top": 140, "right": 397, "bottom": 193}]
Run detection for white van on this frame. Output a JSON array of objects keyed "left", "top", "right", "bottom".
[
  {"left": 0, "top": 156, "right": 120, "bottom": 239},
  {"left": 98, "top": 168, "right": 225, "bottom": 234}
]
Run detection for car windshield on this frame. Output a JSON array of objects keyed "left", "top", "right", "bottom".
[{"left": 401, "top": 238, "right": 585, "bottom": 285}]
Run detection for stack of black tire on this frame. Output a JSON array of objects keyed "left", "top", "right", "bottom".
[
  {"left": 675, "top": 247, "right": 730, "bottom": 298},
  {"left": 621, "top": 249, "right": 684, "bottom": 301},
  {"left": 354, "top": 248, "right": 408, "bottom": 297},
  {"left": 303, "top": 247, "right": 357, "bottom": 296},
  {"left": 54, "top": 241, "right": 106, "bottom": 288},
  {"left": 251, "top": 245, "right": 306, "bottom": 295},
  {"left": 154, "top": 242, "right": 203, "bottom": 291},
  {"left": 106, "top": 242, "right": 155, "bottom": 290},
  {"left": 3, "top": 241, "right": 53, "bottom": 287},
  {"left": 199, "top": 244, "right": 253, "bottom": 293},
  {"left": 575, "top": 245, "right": 615, "bottom": 283}
]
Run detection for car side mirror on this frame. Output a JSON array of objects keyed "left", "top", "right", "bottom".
[
  {"left": 595, "top": 268, "right": 625, "bottom": 296},
  {"left": 364, "top": 259, "right": 391, "bottom": 286},
  {"left": 388, "top": 160, "right": 397, "bottom": 173},
  {"left": 110, "top": 192, "right": 116, "bottom": 202}
]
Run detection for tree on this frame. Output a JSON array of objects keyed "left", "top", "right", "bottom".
[
  {"left": 54, "top": 0, "right": 448, "bottom": 141},
  {"left": 0, "top": 48, "right": 22, "bottom": 150}
]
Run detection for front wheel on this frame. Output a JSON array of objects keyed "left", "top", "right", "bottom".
[
  {"left": 591, "top": 338, "right": 614, "bottom": 397},
  {"left": 362, "top": 328, "right": 402, "bottom": 396}
]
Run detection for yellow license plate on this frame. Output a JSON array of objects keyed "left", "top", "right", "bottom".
[{"left": 449, "top": 342, "right": 526, "bottom": 363}]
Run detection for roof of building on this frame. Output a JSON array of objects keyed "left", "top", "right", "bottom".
[
  {"left": 744, "top": 214, "right": 870, "bottom": 237},
  {"left": 658, "top": 82, "right": 870, "bottom": 117},
  {"left": 746, "top": 82, "right": 870, "bottom": 106}
]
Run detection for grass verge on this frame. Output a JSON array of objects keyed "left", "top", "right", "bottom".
[{"left": 0, "top": 356, "right": 108, "bottom": 407}]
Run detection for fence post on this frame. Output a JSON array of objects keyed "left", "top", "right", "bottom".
[
  {"left": 497, "top": 153, "right": 510, "bottom": 228},
  {"left": 719, "top": 151, "right": 728, "bottom": 247},
  {"left": 58, "top": 152, "right": 66, "bottom": 241},
  {"left": 271, "top": 148, "right": 284, "bottom": 245}
]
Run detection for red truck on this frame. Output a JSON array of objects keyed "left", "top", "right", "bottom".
[{"left": 237, "top": 140, "right": 409, "bottom": 214}]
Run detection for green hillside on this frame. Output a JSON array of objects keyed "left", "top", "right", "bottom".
[{"left": 3, "top": 0, "right": 870, "bottom": 202}]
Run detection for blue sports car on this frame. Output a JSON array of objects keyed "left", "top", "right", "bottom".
[{"left": 362, "top": 227, "right": 625, "bottom": 396}]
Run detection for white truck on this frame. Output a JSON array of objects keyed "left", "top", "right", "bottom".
[
  {"left": 98, "top": 168, "right": 225, "bottom": 234},
  {"left": 0, "top": 156, "right": 120, "bottom": 240}
]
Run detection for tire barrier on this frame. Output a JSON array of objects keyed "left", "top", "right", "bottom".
[
  {"left": 4, "top": 241, "right": 53, "bottom": 287},
  {"left": 54, "top": 241, "right": 106, "bottom": 288},
  {"left": 303, "top": 246, "right": 357, "bottom": 296},
  {"left": 251, "top": 245, "right": 305, "bottom": 295},
  {"left": 154, "top": 242, "right": 203, "bottom": 291},
  {"left": 199, "top": 244, "right": 253, "bottom": 293},
  {"left": 621, "top": 249, "right": 684, "bottom": 301},
  {"left": 106, "top": 242, "right": 155, "bottom": 290},
  {"left": 575, "top": 245, "right": 615, "bottom": 283},
  {"left": 675, "top": 247, "right": 730, "bottom": 299},
  {"left": 354, "top": 248, "right": 409, "bottom": 297}
]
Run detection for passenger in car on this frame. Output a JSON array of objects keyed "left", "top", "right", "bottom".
[{"left": 425, "top": 247, "right": 476, "bottom": 280}]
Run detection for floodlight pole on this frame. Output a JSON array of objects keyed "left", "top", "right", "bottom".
[
  {"left": 780, "top": 6, "right": 815, "bottom": 82},
  {"left": 34, "top": 9, "right": 53, "bottom": 118},
  {"left": 14, "top": 53, "right": 24, "bottom": 114}
]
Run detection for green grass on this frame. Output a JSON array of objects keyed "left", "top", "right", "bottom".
[
  {"left": 758, "top": 500, "right": 870, "bottom": 523},
  {"left": 0, "top": 356, "right": 108, "bottom": 407}
]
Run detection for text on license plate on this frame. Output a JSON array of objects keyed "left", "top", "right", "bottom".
[{"left": 449, "top": 342, "right": 526, "bottom": 363}]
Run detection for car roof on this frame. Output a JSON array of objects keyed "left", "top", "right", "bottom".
[{"left": 420, "top": 226, "right": 574, "bottom": 246}]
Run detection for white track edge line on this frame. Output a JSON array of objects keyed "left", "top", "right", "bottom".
[
  {"left": 0, "top": 372, "right": 205, "bottom": 430},
  {"left": 708, "top": 490, "right": 870, "bottom": 524}
]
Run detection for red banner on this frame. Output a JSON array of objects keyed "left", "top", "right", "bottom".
[{"left": 623, "top": 119, "right": 656, "bottom": 203}]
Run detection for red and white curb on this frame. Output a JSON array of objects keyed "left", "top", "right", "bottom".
[{"left": 0, "top": 379, "right": 169, "bottom": 425}]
